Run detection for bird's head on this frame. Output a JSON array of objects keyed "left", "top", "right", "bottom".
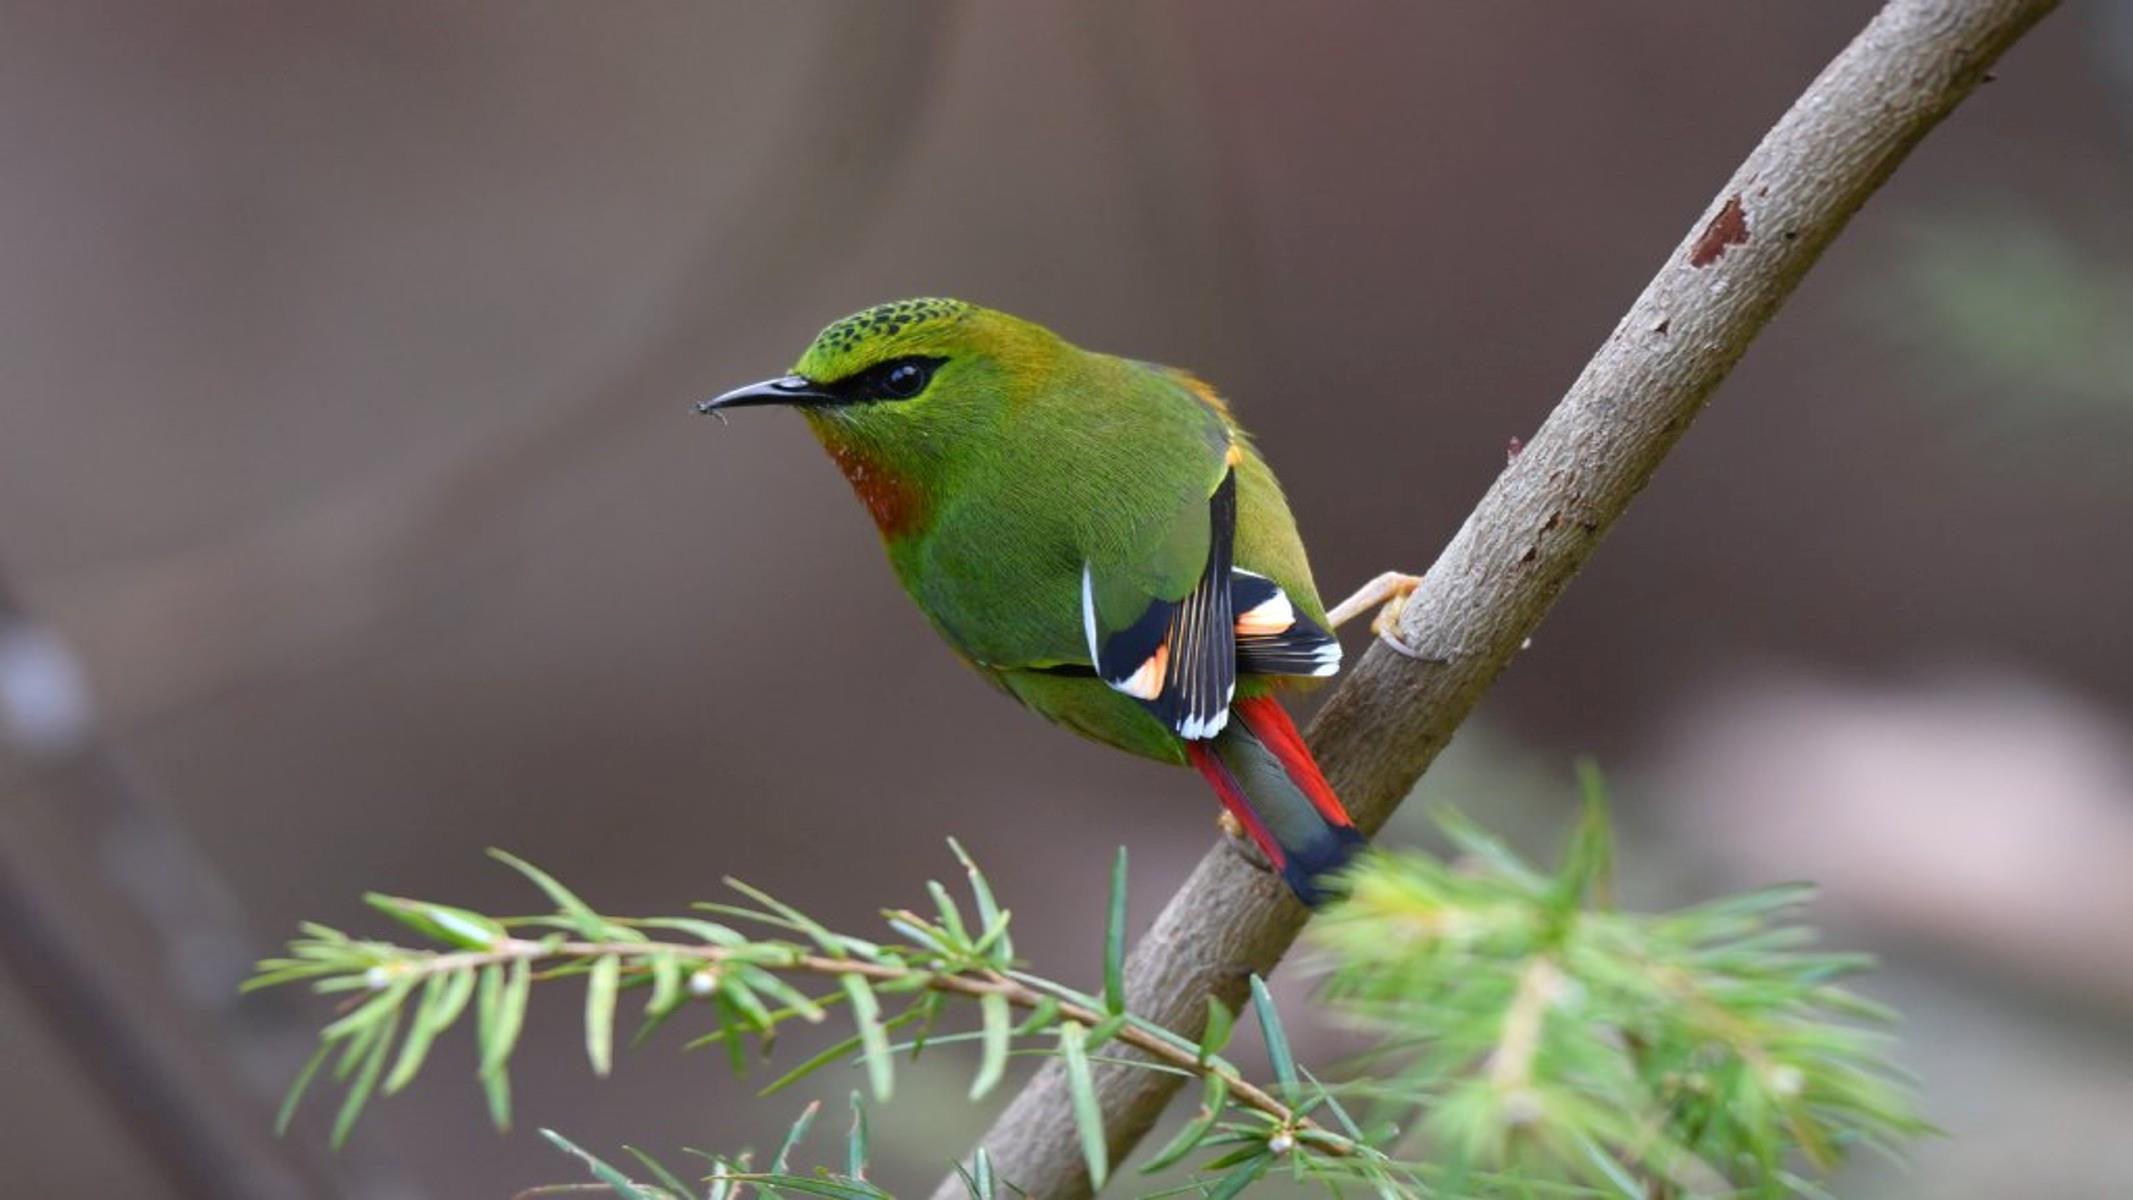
[
  {"left": 701, "top": 297, "right": 1062, "bottom": 429},
  {"left": 700, "top": 298, "right": 1069, "bottom": 533}
]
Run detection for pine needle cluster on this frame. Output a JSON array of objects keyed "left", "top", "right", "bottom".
[{"left": 250, "top": 776, "right": 1924, "bottom": 1198}]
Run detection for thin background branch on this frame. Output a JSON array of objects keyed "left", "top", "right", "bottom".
[
  {"left": 938, "top": 1, "right": 2062, "bottom": 1196},
  {"left": 1, "top": 13, "right": 958, "bottom": 1196},
  {"left": 0, "top": 570, "right": 333, "bottom": 1200}
]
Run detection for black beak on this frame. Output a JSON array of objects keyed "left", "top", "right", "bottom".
[{"left": 696, "top": 374, "right": 832, "bottom": 415}]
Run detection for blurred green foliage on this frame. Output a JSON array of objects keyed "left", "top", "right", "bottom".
[
  {"left": 1308, "top": 770, "right": 1926, "bottom": 1198},
  {"left": 1872, "top": 214, "right": 2133, "bottom": 433}
]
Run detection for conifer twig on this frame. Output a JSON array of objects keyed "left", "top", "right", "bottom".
[
  {"left": 941, "top": 2, "right": 2059, "bottom": 1196},
  {"left": 263, "top": 808, "right": 1924, "bottom": 1193},
  {"left": 359, "top": 933, "right": 1340, "bottom": 1148}
]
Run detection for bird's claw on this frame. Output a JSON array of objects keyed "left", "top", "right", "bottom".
[
  {"left": 1325, "top": 571, "right": 1422, "bottom": 630},
  {"left": 1367, "top": 576, "right": 1421, "bottom": 639},
  {"left": 1324, "top": 570, "right": 1429, "bottom": 660}
]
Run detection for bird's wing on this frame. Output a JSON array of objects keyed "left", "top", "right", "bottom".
[
  {"left": 1230, "top": 568, "right": 1340, "bottom": 679},
  {"left": 1075, "top": 385, "right": 1339, "bottom": 741},
  {"left": 1080, "top": 459, "right": 1240, "bottom": 741}
]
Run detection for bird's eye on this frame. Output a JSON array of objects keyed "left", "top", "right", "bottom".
[{"left": 878, "top": 359, "right": 934, "bottom": 399}]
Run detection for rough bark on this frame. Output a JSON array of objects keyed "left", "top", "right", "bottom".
[{"left": 937, "top": 1, "right": 2059, "bottom": 1196}]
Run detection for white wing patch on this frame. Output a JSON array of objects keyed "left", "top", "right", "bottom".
[
  {"left": 1306, "top": 641, "right": 1341, "bottom": 676},
  {"left": 1080, "top": 562, "right": 1101, "bottom": 667},
  {"left": 1175, "top": 682, "right": 1236, "bottom": 740}
]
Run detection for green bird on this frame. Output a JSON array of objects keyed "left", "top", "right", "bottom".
[{"left": 702, "top": 299, "right": 1413, "bottom": 904}]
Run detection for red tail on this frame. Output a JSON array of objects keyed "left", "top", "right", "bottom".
[
  {"left": 1185, "top": 695, "right": 1365, "bottom": 906},
  {"left": 1231, "top": 696, "right": 1357, "bottom": 830}
]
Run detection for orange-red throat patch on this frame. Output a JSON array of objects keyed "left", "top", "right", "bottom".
[{"left": 820, "top": 437, "right": 929, "bottom": 540}]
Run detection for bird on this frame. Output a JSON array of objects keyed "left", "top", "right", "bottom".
[{"left": 700, "top": 299, "right": 1417, "bottom": 905}]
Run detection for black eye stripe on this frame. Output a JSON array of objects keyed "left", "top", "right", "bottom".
[{"left": 819, "top": 356, "right": 944, "bottom": 405}]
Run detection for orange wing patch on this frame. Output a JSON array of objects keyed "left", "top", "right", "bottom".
[
  {"left": 1235, "top": 589, "right": 1295, "bottom": 636},
  {"left": 1116, "top": 641, "right": 1170, "bottom": 700}
]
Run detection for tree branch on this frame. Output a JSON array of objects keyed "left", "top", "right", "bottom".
[
  {"left": 940, "top": 1, "right": 2058, "bottom": 1195},
  {"left": 0, "top": 573, "right": 335, "bottom": 1200}
]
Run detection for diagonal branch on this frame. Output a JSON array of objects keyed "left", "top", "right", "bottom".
[{"left": 939, "top": 1, "right": 2059, "bottom": 1196}]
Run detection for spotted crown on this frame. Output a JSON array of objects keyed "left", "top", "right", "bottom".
[{"left": 814, "top": 298, "right": 975, "bottom": 355}]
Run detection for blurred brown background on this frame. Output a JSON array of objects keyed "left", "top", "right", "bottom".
[{"left": 1, "top": 2, "right": 2129, "bottom": 1196}]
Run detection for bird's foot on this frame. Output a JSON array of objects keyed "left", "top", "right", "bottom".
[
  {"left": 1326, "top": 571, "right": 1427, "bottom": 657},
  {"left": 1326, "top": 570, "right": 1422, "bottom": 632}
]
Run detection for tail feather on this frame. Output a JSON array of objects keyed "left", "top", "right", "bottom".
[
  {"left": 1185, "top": 695, "right": 1365, "bottom": 906},
  {"left": 1233, "top": 695, "right": 1354, "bottom": 831}
]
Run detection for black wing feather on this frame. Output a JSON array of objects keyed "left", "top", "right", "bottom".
[
  {"left": 1232, "top": 569, "right": 1340, "bottom": 678},
  {"left": 1090, "top": 470, "right": 1239, "bottom": 740}
]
